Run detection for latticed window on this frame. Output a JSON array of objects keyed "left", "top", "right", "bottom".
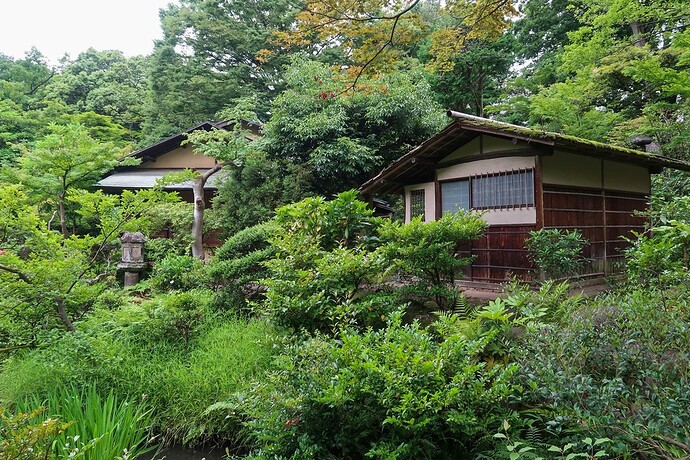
[
  {"left": 472, "top": 169, "right": 534, "bottom": 209},
  {"left": 441, "top": 169, "right": 534, "bottom": 213},
  {"left": 410, "top": 189, "right": 426, "bottom": 220}
]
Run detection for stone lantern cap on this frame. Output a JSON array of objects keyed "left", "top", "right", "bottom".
[{"left": 121, "top": 232, "right": 146, "bottom": 244}]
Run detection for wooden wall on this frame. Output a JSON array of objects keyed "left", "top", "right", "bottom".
[
  {"left": 462, "top": 225, "right": 536, "bottom": 282},
  {"left": 541, "top": 184, "right": 647, "bottom": 277},
  {"left": 462, "top": 185, "right": 648, "bottom": 282}
]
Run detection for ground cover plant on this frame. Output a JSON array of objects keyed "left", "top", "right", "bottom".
[
  {"left": 237, "top": 313, "right": 521, "bottom": 459},
  {"left": 0, "top": 291, "right": 284, "bottom": 449},
  {"left": 505, "top": 285, "right": 690, "bottom": 459}
]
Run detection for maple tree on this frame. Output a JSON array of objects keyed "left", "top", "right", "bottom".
[{"left": 267, "top": 0, "right": 517, "bottom": 85}]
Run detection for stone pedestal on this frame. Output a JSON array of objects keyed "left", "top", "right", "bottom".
[{"left": 118, "top": 232, "right": 147, "bottom": 287}]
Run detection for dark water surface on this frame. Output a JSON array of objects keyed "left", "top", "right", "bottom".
[{"left": 141, "top": 444, "right": 227, "bottom": 460}]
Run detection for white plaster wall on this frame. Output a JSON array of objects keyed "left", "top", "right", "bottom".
[
  {"left": 441, "top": 135, "right": 530, "bottom": 163},
  {"left": 482, "top": 136, "right": 525, "bottom": 153},
  {"left": 441, "top": 137, "right": 480, "bottom": 163},
  {"left": 541, "top": 151, "right": 650, "bottom": 193},
  {"left": 541, "top": 151, "right": 602, "bottom": 188},
  {"left": 139, "top": 145, "right": 217, "bottom": 169},
  {"left": 481, "top": 208, "right": 536, "bottom": 225},
  {"left": 404, "top": 182, "right": 436, "bottom": 222},
  {"left": 437, "top": 156, "right": 536, "bottom": 181},
  {"left": 603, "top": 160, "right": 650, "bottom": 193}
]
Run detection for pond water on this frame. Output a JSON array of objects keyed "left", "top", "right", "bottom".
[{"left": 141, "top": 444, "right": 227, "bottom": 460}]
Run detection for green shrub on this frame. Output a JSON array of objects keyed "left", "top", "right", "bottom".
[
  {"left": 214, "top": 221, "right": 277, "bottom": 262},
  {"left": 239, "top": 313, "right": 519, "bottom": 459},
  {"left": 525, "top": 228, "right": 588, "bottom": 280},
  {"left": 208, "top": 222, "right": 277, "bottom": 310},
  {"left": 145, "top": 237, "right": 187, "bottom": 264},
  {"left": 625, "top": 232, "right": 686, "bottom": 288},
  {"left": 514, "top": 288, "right": 690, "bottom": 458},
  {"left": 143, "top": 289, "right": 216, "bottom": 344},
  {"left": 150, "top": 254, "right": 207, "bottom": 291},
  {"left": 624, "top": 196, "right": 690, "bottom": 289},
  {"left": 261, "top": 191, "right": 392, "bottom": 333},
  {"left": 379, "top": 211, "right": 488, "bottom": 309},
  {"left": 0, "top": 406, "right": 70, "bottom": 460}
]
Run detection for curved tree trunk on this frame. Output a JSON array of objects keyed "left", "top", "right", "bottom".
[
  {"left": 190, "top": 164, "right": 223, "bottom": 260},
  {"left": 191, "top": 178, "right": 206, "bottom": 260}
]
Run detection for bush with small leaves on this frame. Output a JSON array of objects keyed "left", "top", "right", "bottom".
[
  {"left": 379, "top": 211, "right": 488, "bottom": 309},
  {"left": 208, "top": 221, "right": 277, "bottom": 310},
  {"left": 0, "top": 406, "right": 70, "bottom": 460},
  {"left": 261, "top": 191, "right": 392, "bottom": 333},
  {"left": 525, "top": 228, "right": 587, "bottom": 280},
  {"left": 239, "top": 313, "right": 519, "bottom": 459},
  {"left": 514, "top": 288, "right": 690, "bottom": 458},
  {"left": 150, "top": 254, "right": 207, "bottom": 291}
]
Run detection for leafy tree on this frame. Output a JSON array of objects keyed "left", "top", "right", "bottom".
[
  {"left": 45, "top": 49, "right": 149, "bottom": 138},
  {"left": 209, "top": 149, "right": 311, "bottom": 237},
  {"left": 15, "top": 123, "right": 134, "bottom": 237},
  {"left": 0, "top": 185, "right": 174, "bottom": 344},
  {"left": 423, "top": 35, "right": 516, "bottom": 116},
  {"left": 141, "top": 0, "right": 299, "bottom": 142},
  {"left": 270, "top": 0, "right": 517, "bottom": 82},
  {"left": 261, "top": 58, "right": 445, "bottom": 196},
  {"left": 0, "top": 99, "right": 41, "bottom": 165},
  {"left": 141, "top": 43, "right": 234, "bottom": 144},
  {"left": 0, "top": 50, "right": 55, "bottom": 164},
  {"left": 511, "top": 0, "right": 581, "bottom": 85},
  {"left": 0, "top": 48, "right": 54, "bottom": 109},
  {"left": 164, "top": 102, "right": 258, "bottom": 259},
  {"left": 520, "top": 0, "right": 690, "bottom": 147}
]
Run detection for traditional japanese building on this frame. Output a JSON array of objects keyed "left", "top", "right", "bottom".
[{"left": 361, "top": 111, "right": 690, "bottom": 282}]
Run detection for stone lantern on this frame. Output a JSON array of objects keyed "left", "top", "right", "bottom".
[{"left": 118, "top": 232, "right": 147, "bottom": 286}]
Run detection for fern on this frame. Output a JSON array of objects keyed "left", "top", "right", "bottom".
[{"left": 451, "top": 292, "right": 475, "bottom": 319}]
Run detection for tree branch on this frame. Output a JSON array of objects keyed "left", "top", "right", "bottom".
[
  {"left": 26, "top": 69, "right": 56, "bottom": 96},
  {"left": 0, "top": 263, "right": 33, "bottom": 284}
]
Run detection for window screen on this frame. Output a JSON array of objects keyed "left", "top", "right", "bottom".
[
  {"left": 440, "top": 169, "right": 534, "bottom": 214},
  {"left": 410, "top": 189, "right": 426, "bottom": 220},
  {"left": 441, "top": 179, "right": 470, "bottom": 213},
  {"left": 472, "top": 169, "right": 534, "bottom": 209}
]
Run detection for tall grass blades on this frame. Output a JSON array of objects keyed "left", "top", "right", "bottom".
[{"left": 17, "top": 385, "right": 156, "bottom": 460}]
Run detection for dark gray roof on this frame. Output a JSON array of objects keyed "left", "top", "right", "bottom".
[
  {"left": 361, "top": 111, "right": 690, "bottom": 195},
  {"left": 97, "top": 169, "right": 226, "bottom": 190}
]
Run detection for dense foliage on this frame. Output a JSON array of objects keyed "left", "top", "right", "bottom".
[{"left": 2, "top": 1, "right": 690, "bottom": 459}]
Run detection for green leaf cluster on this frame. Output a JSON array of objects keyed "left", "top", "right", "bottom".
[
  {"left": 380, "top": 211, "right": 488, "bottom": 308},
  {"left": 525, "top": 228, "right": 588, "bottom": 280},
  {"left": 240, "top": 313, "right": 519, "bottom": 459}
]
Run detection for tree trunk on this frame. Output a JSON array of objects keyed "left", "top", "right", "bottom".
[
  {"left": 55, "top": 297, "right": 76, "bottom": 332},
  {"left": 190, "top": 165, "right": 223, "bottom": 260},
  {"left": 630, "top": 22, "right": 646, "bottom": 48},
  {"left": 58, "top": 194, "right": 68, "bottom": 238},
  {"left": 191, "top": 177, "right": 206, "bottom": 260}
]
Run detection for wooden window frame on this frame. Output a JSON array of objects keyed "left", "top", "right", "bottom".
[
  {"left": 440, "top": 168, "right": 535, "bottom": 213},
  {"left": 409, "top": 189, "right": 426, "bottom": 221}
]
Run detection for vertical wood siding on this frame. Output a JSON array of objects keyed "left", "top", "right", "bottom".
[
  {"left": 462, "top": 185, "right": 648, "bottom": 282},
  {"left": 462, "top": 225, "right": 536, "bottom": 282}
]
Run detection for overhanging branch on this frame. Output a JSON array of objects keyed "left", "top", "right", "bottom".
[{"left": 0, "top": 263, "right": 33, "bottom": 284}]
